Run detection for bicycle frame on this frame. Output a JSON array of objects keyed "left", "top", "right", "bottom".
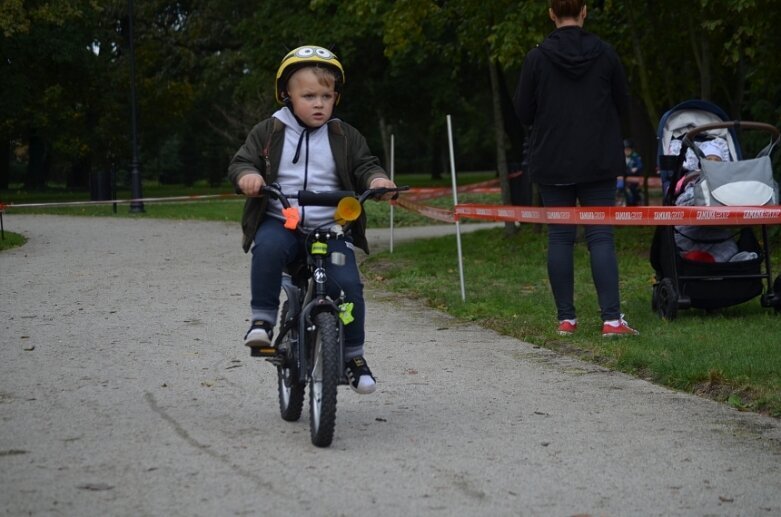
[
  {"left": 259, "top": 183, "right": 408, "bottom": 446},
  {"left": 276, "top": 229, "right": 346, "bottom": 386}
]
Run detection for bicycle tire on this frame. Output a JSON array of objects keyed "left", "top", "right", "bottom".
[
  {"left": 308, "top": 311, "right": 340, "bottom": 447},
  {"left": 277, "top": 299, "right": 304, "bottom": 422}
]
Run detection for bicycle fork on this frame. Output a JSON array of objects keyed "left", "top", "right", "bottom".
[{"left": 269, "top": 249, "right": 346, "bottom": 386}]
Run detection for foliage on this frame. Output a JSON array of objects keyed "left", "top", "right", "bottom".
[
  {"left": 1, "top": 1, "right": 109, "bottom": 187},
  {"left": 2, "top": 0, "right": 781, "bottom": 191}
]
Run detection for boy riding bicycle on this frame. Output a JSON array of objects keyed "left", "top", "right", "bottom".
[{"left": 227, "top": 45, "right": 396, "bottom": 394}]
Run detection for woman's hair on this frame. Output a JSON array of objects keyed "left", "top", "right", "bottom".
[{"left": 549, "top": 0, "right": 585, "bottom": 18}]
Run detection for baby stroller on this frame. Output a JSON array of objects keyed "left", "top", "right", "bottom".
[{"left": 650, "top": 99, "right": 781, "bottom": 320}]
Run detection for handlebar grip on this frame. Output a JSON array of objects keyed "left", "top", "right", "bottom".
[{"left": 297, "top": 190, "right": 356, "bottom": 207}]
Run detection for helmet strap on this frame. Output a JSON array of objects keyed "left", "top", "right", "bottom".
[
  {"left": 283, "top": 98, "right": 332, "bottom": 132},
  {"left": 287, "top": 103, "right": 312, "bottom": 130},
  {"left": 282, "top": 100, "right": 315, "bottom": 165},
  {"left": 292, "top": 127, "right": 309, "bottom": 165}
]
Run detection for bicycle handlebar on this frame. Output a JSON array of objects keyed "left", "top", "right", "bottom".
[
  {"left": 297, "top": 190, "right": 356, "bottom": 207},
  {"left": 261, "top": 184, "right": 410, "bottom": 209},
  {"left": 357, "top": 186, "right": 410, "bottom": 203}
]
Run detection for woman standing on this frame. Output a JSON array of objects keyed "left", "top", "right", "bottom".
[{"left": 513, "top": 0, "right": 638, "bottom": 337}]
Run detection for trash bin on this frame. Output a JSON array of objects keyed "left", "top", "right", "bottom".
[{"left": 89, "top": 169, "right": 113, "bottom": 201}]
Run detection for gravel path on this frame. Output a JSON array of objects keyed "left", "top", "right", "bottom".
[{"left": 1, "top": 215, "right": 780, "bottom": 516}]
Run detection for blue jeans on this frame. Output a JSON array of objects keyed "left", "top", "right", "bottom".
[
  {"left": 250, "top": 217, "right": 365, "bottom": 358},
  {"left": 537, "top": 179, "right": 621, "bottom": 322}
]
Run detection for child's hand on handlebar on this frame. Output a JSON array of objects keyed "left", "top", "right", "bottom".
[
  {"left": 369, "top": 177, "right": 398, "bottom": 200},
  {"left": 238, "top": 172, "right": 265, "bottom": 196}
]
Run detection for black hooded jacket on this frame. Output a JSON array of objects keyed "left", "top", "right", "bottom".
[{"left": 513, "top": 26, "right": 629, "bottom": 185}]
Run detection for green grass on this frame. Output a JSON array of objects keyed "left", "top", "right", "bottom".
[
  {"left": 4, "top": 199, "right": 245, "bottom": 222},
  {"left": 5, "top": 174, "right": 780, "bottom": 416},
  {"left": 0, "top": 174, "right": 496, "bottom": 227},
  {"left": 1, "top": 194, "right": 432, "bottom": 228},
  {"left": 361, "top": 224, "right": 781, "bottom": 417},
  {"left": 0, "top": 230, "right": 27, "bottom": 251},
  {"left": 1, "top": 182, "right": 245, "bottom": 221}
]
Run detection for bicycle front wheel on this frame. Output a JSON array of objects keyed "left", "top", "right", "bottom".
[
  {"left": 308, "top": 311, "right": 340, "bottom": 447},
  {"left": 277, "top": 298, "right": 304, "bottom": 422}
]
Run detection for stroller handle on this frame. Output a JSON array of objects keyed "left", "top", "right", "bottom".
[
  {"left": 683, "top": 121, "right": 779, "bottom": 160},
  {"left": 684, "top": 121, "right": 779, "bottom": 143}
]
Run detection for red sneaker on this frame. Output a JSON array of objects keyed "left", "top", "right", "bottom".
[
  {"left": 602, "top": 318, "right": 639, "bottom": 337},
  {"left": 557, "top": 320, "right": 577, "bottom": 336}
]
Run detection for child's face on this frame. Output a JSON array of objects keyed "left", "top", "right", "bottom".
[{"left": 285, "top": 68, "right": 336, "bottom": 128}]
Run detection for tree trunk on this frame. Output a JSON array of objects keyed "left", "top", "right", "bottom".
[
  {"left": 689, "top": 25, "right": 711, "bottom": 101},
  {"left": 25, "top": 130, "right": 48, "bottom": 190},
  {"left": 488, "top": 56, "right": 515, "bottom": 235},
  {"left": 731, "top": 56, "right": 746, "bottom": 119},
  {"left": 70, "top": 105, "right": 99, "bottom": 189},
  {"left": 430, "top": 132, "right": 442, "bottom": 180},
  {"left": 67, "top": 155, "right": 91, "bottom": 189},
  {"left": 0, "top": 137, "right": 9, "bottom": 190},
  {"left": 377, "top": 111, "right": 392, "bottom": 173},
  {"left": 496, "top": 65, "right": 532, "bottom": 206},
  {"left": 206, "top": 143, "right": 223, "bottom": 187},
  {"left": 626, "top": 4, "right": 658, "bottom": 130},
  {"left": 700, "top": 34, "right": 711, "bottom": 101}
]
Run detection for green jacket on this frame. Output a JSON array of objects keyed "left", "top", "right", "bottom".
[{"left": 227, "top": 117, "right": 388, "bottom": 253}]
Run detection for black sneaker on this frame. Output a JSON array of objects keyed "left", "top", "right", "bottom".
[
  {"left": 344, "top": 356, "right": 376, "bottom": 394},
  {"left": 244, "top": 320, "right": 274, "bottom": 354}
]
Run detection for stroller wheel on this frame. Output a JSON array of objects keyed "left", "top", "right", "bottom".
[
  {"left": 657, "top": 278, "right": 678, "bottom": 321},
  {"left": 774, "top": 275, "right": 781, "bottom": 312}
]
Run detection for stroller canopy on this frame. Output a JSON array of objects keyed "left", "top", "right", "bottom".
[{"left": 657, "top": 100, "right": 742, "bottom": 162}]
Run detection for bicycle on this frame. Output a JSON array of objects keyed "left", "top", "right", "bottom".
[{"left": 256, "top": 183, "right": 408, "bottom": 447}]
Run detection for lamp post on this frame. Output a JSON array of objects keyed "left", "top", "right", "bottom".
[{"left": 128, "top": 0, "right": 144, "bottom": 212}]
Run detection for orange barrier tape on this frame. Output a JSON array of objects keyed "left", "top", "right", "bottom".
[
  {"left": 404, "top": 187, "right": 452, "bottom": 201},
  {"left": 405, "top": 179, "right": 502, "bottom": 201},
  {"left": 0, "top": 193, "right": 240, "bottom": 209},
  {"left": 455, "top": 204, "right": 781, "bottom": 226},
  {"left": 396, "top": 198, "right": 456, "bottom": 223}
]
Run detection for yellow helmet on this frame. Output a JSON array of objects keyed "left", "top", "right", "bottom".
[{"left": 275, "top": 45, "right": 345, "bottom": 105}]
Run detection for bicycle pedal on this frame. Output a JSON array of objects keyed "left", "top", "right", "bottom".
[{"left": 249, "top": 346, "right": 277, "bottom": 358}]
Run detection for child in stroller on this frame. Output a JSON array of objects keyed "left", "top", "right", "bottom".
[
  {"left": 650, "top": 100, "right": 781, "bottom": 320},
  {"left": 668, "top": 137, "right": 758, "bottom": 264}
]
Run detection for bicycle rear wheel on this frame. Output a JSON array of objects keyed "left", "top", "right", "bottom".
[
  {"left": 309, "top": 311, "right": 340, "bottom": 447},
  {"left": 277, "top": 297, "right": 304, "bottom": 422}
]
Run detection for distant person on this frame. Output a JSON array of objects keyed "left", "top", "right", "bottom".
[
  {"left": 622, "top": 139, "right": 644, "bottom": 206},
  {"left": 227, "top": 45, "right": 397, "bottom": 393},
  {"left": 513, "top": 0, "right": 638, "bottom": 337}
]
